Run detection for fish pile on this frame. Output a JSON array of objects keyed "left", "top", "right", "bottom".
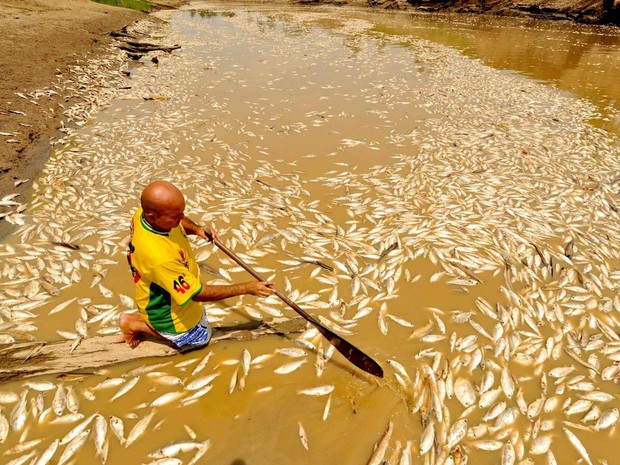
[{"left": 1, "top": 4, "right": 620, "bottom": 464}]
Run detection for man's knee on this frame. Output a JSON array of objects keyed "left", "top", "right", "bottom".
[{"left": 119, "top": 312, "right": 143, "bottom": 330}]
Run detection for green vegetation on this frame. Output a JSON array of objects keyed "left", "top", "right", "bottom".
[
  {"left": 90, "top": 0, "right": 152, "bottom": 12},
  {"left": 188, "top": 10, "right": 237, "bottom": 18}
]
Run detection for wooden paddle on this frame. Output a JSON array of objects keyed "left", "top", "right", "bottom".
[{"left": 206, "top": 233, "right": 384, "bottom": 378}]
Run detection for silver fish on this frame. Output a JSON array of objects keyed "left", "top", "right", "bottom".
[
  {"left": 274, "top": 359, "right": 306, "bottom": 374},
  {"left": 419, "top": 421, "right": 435, "bottom": 456},
  {"left": 93, "top": 414, "right": 108, "bottom": 457},
  {"left": 33, "top": 439, "right": 59, "bottom": 465},
  {"left": 298, "top": 421, "right": 309, "bottom": 450},
  {"left": 52, "top": 383, "right": 66, "bottom": 417},
  {"left": 109, "top": 415, "right": 125, "bottom": 445},
  {"left": 10, "top": 390, "right": 28, "bottom": 432},
  {"left": 0, "top": 408, "right": 8, "bottom": 443},
  {"left": 298, "top": 385, "right": 334, "bottom": 396},
  {"left": 58, "top": 430, "right": 90, "bottom": 465},
  {"left": 596, "top": 408, "right": 619, "bottom": 431},
  {"left": 367, "top": 421, "right": 393, "bottom": 465},
  {"left": 563, "top": 427, "right": 593, "bottom": 465},
  {"left": 126, "top": 411, "right": 155, "bottom": 447},
  {"left": 59, "top": 413, "right": 95, "bottom": 445},
  {"left": 110, "top": 376, "right": 140, "bottom": 401},
  {"left": 446, "top": 419, "right": 467, "bottom": 449}
]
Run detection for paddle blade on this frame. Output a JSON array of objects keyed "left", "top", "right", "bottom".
[{"left": 315, "top": 325, "right": 384, "bottom": 378}]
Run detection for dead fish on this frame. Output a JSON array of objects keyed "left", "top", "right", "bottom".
[
  {"left": 182, "top": 384, "right": 214, "bottom": 406},
  {"left": 191, "top": 353, "right": 214, "bottom": 376},
  {"left": 92, "top": 377, "right": 127, "bottom": 391},
  {"left": 59, "top": 413, "right": 95, "bottom": 446},
  {"left": 0, "top": 391, "right": 19, "bottom": 404},
  {"left": 58, "top": 430, "right": 90, "bottom": 465},
  {"left": 6, "top": 438, "right": 44, "bottom": 455},
  {"left": 185, "top": 373, "right": 220, "bottom": 391},
  {"left": 149, "top": 439, "right": 210, "bottom": 459},
  {"left": 275, "top": 347, "right": 308, "bottom": 358},
  {"left": 298, "top": 385, "right": 334, "bottom": 396},
  {"left": 93, "top": 414, "right": 108, "bottom": 458},
  {"left": 229, "top": 368, "right": 238, "bottom": 394},
  {"left": 242, "top": 348, "right": 251, "bottom": 376},
  {"left": 274, "top": 359, "right": 306, "bottom": 374},
  {"left": 367, "top": 421, "right": 393, "bottom": 465},
  {"left": 454, "top": 378, "right": 476, "bottom": 407},
  {"left": 33, "top": 439, "right": 59, "bottom": 465},
  {"left": 23, "top": 381, "right": 56, "bottom": 392},
  {"left": 111, "top": 376, "right": 140, "bottom": 401},
  {"left": 10, "top": 390, "right": 28, "bottom": 432},
  {"left": 387, "top": 359, "right": 412, "bottom": 385},
  {"left": 500, "top": 366, "right": 515, "bottom": 399},
  {"left": 528, "top": 433, "right": 552, "bottom": 456},
  {"left": 595, "top": 408, "right": 619, "bottom": 431},
  {"left": 126, "top": 411, "right": 155, "bottom": 447},
  {"left": 501, "top": 441, "right": 515, "bottom": 465},
  {"left": 563, "top": 427, "right": 593, "bottom": 465},
  {"left": 548, "top": 366, "right": 575, "bottom": 379},
  {"left": 50, "top": 413, "right": 84, "bottom": 425},
  {"left": 6, "top": 451, "right": 36, "bottom": 465},
  {"left": 420, "top": 421, "right": 435, "bottom": 456},
  {"left": 323, "top": 394, "right": 332, "bottom": 421},
  {"left": 470, "top": 439, "right": 503, "bottom": 451},
  {"left": 446, "top": 419, "right": 467, "bottom": 449},
  {"left": 96, "top": 283, "right": 113, "bottom": 298},
  {"left": 109, "top": 415, "right": 125, "bottom": 445},
  {"left": 0, "top": 408, "right": 8, "bottom": 443},
  {"left": 151, "top": 392, "right": 183, "bottom": 407},
  {"left": 65, "top": 385, "right": 79, "bottom": 413},
  {"left": 48, "top": 297, "right": 77, "bottom": 315},
  {"left": 298, "top": 421, "right": 309, "bottom": 450}
]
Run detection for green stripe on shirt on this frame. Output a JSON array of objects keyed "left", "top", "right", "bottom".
[{"left": 145, "top": 282, "right": 175, "bottom": 333}]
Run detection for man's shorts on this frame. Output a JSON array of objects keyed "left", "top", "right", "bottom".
[{"left": 158, "top": 311, "right": 212, "bottom": 349}]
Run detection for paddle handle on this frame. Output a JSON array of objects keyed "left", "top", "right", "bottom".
[
  {"left": 205, "top": 234, "right": 384, "bottom": 378},
  {"left": 210, "top": 237, "right": 319, "bottom": 325}
]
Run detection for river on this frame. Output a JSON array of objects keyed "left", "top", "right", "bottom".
[{"left": 1, "top": 2, "right": 619, "bottom": 465}]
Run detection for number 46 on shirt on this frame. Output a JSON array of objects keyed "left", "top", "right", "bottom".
[{"left": 174, "top": 275, "right": 191, "bottom": 293}]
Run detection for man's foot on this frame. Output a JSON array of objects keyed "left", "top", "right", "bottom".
[
  {"left": 118, "top": 312, "right": 166, "bottom": 348},
  {"left": 118, "top": 313, "right": 144, "bottom": 348}
]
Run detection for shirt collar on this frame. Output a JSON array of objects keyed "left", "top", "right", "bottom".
[{"left": 140, "top": 212, "right": 169, "bottom": 236}]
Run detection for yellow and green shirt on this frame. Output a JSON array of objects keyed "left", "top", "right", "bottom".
[{"left": 127, "top": 208, "right": 203, "bottom": 334}]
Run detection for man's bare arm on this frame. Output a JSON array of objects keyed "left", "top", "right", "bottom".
[
  {"left": 192, "top": 281, "right": 274, "bottom": 302},
  {"left": 181, "top": 217, "right": 219, "bottom": 241}
]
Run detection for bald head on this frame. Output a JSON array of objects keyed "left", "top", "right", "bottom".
[{"left": 141, "top": 180, "right": 186, "bottom": 232}]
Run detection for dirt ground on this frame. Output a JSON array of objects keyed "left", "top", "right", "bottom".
[
  {"left": 0, "top": 0, "right": 187, "bottom": 237},
  {"left": 0, "top": 0, "right": 616, "bottom": 239}
]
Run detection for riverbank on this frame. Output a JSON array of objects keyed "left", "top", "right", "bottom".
[
  {"left": 0, "top": 0, "right": 187, "bottom": 238},
  {"left": 368, "top": 0, "right": 620, "bottom": 25}
]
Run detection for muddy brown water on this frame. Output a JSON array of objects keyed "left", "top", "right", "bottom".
[
  {"left": 369, "top": 10, "right": 620, "bottom": 138},
  {"left": 1, "top": 2, "right": 620, "bottom": 465}
]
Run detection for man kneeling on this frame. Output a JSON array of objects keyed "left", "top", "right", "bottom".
[{"left": 119, "top": 180, "right": 274, "bottom": 349}]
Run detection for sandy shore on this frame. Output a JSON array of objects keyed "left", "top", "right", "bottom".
[{"left": 0, "top": 0, "right": 187, "bottom": 238}]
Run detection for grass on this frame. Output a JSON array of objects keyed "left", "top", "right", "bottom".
[{"left": 90, "top": 0, "right": 152, "bottom": 12}]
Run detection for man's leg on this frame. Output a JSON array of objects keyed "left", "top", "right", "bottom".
[{"left": 118, "top": 313, "right": 166, "bottom": 348}]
